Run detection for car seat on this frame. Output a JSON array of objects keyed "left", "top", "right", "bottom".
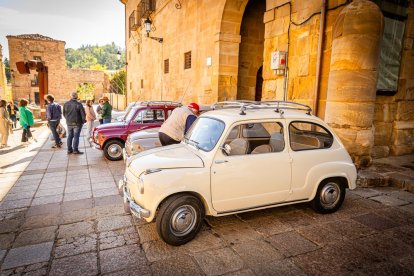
[
  {"left": 228, "top": 138, "right": 249, "bottom": 155},
  {"left": 251, "top": 144, "right": 272, "bottom": 154}
]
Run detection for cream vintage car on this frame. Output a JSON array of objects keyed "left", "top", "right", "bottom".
[{"left": 119, "top": 101, "right": 357, "bottom": 246}]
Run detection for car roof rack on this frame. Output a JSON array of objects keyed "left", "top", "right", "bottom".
[
  {"left": 211, "top": 100, "right": 312, "bottom": 115},
  {"left": 139, "top": 101, "right": 182, "bottom": 107}
]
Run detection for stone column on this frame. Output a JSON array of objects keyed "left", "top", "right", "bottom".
[{"left": 325, "top": 0, "right": 383, "bottom": 167}]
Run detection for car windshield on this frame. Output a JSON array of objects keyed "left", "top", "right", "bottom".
[
  {"left": 184, "top": 117, "right": 225, "bottom": 152},
  {"left": 124, "top": 107, "right": 137, "bottom": 122}
]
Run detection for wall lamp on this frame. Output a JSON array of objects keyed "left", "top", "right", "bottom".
[{"left": 144, "top": 18, "right": 163, "bottom": 43}]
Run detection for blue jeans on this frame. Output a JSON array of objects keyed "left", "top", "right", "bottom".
[
  {"left": 67, "top": 125, "right": 82, "bottom": 152},
  {"left": 49, "top": 120, "right": 61, "bottom": 144},
  {"left": 103, "top": 118, "right": 111, "bottom": 124}
]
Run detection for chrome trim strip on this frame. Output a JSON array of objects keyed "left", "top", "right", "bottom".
[{"left": 217, "top": 198, "right": 308, "bottom": 215}]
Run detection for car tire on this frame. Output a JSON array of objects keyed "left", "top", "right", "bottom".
[
  {"left": 156, "top": 194, "right": 205, "bottom": 246},
  {"left": 103, "top": 140, "right": 124, "bottom": 161},
  {"left": 311, "top": 179, "right": 346, "bottom": 214}
]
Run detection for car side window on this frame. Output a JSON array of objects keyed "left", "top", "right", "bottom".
[
  {"left": 133, "top": 109, "right": 165, "bottom": 124},
  {"left": 225, "top": 122, "right": 284, "bottom": 156},
  {"left": 289, "top": 121, "right": 333, "bottom": 151}
]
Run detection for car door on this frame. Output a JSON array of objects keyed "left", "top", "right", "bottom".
[
  {"left": 210, "top": 120, "right": 292, "bottom": 213},
  {"left": 287, "top": 120, "right": 335, "bottom": 200}
]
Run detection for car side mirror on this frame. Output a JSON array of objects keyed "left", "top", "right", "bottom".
[{"left": 220, "top": 144, "right": 231, "bottom": 155}]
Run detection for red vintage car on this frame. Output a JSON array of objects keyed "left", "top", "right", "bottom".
[{"left": 92, "top": 101, "right": 181, "bottom": 161}]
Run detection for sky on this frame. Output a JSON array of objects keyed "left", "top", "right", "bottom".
[{"left": 0, "top": 0, "right": 125, "bottom": 60}]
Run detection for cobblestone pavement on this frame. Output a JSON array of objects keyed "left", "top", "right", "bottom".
[{"left": 0, "top": 126, "right": 414, "bottom": 275}]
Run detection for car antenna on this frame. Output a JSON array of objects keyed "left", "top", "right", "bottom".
[{"left": 179, "top": 81, "right": 191, "bottom": 104}]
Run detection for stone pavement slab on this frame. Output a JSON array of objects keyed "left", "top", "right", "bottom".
[
  {"left": 193, "top": 247, "right": 244, "bottom": 275},
  {"left": 13, "top": 226, "right": 57, "bottom": 247},
  {"left": 2, "top": 241, "right": 53, "bottom": 269},
  {"left": 99, "top": 244, "right": 149, "bottom": 274},
  {"left": 49, "top": 252, "right": 98, "bottom": 276},
  {"left": 370, "top": 195, "right": 410, "bottom": 206}
]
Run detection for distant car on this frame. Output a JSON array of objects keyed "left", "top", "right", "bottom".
[
  {"left": 115, "top": 102, "right": 141, "bottom": 122},
  {"left": 92, "top": 101, "right": 181, "bottom": 161},
  {"left": 123, "top": 105, "right": 212, "bottom": 162},
  {"left": 120, "top": 101, "right": 357, "bottom": 246}
]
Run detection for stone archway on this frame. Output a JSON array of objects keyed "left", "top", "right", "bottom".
[
  {"left": 237, "top": 0, "right": 266, "bottom": 101},
  {"left": 214, "top": 0, "right": 249, "bottom": 102}
]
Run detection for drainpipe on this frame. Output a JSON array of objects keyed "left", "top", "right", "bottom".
[{"left": 313, "top": 0, "right": 327, "bottom": 116}]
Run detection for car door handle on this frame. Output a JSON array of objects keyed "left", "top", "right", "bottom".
[{"left": 214, "top": 160, "right": 228, "bottom": 164}]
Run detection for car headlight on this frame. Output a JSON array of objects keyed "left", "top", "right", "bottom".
[{"left": 94, "top": 131, "right": 98, "bottom": 140}]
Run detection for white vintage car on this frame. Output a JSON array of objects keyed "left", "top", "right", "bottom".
[{"left": 119, "top": 101, "right": 357, "bottom": 246}]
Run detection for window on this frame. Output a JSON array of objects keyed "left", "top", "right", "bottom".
[
  {"left": 374, "top": 0, "right": 409, "bottom": 95},
  {"left": 184, "top": 51, "right": 191, "bottom": 69},
  {"left": 133, "top": 109, "right": 165, "bottom": 124},
  {"left": 164, "top": 59, "right": 169, "bottom": 74},
  {"left": 289, "top": 121, "right": 333, "bottom": 151},
  {"left": 225, "top": 122, "right": 285, "bottom": 155},
  {"left": 184, "top": 117, "right": 225, "bottom": 152},
  {"left": 141, "top": 0, "right": 156, "bottom": 18},
  {"left": 31, "top": 74, "right": 39, "bottom": 87}
]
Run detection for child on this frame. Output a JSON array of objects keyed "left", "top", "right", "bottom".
[{"left": 18, "top": 99, "right": 35, "bottom": 144}]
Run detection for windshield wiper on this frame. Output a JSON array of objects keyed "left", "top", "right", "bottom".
[{"left": 186, "top": 138, "right": 200, "bottom": 149}]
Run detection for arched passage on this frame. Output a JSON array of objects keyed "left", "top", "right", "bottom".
[{"left": 237, "top": 0, "right": 266, "bottom": 101}]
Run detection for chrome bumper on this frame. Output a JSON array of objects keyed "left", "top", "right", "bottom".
[
  {"left": 122, "top": 148, "right": 128, "bottom": 163},
  {"left": 93, "top": 142, "right": 101, "bottom": 150},
  {"left": 119, "top": 178, "right": 150, "bottom": 219}
]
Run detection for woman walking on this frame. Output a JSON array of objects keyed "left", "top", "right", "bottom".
[
  {"left": 85, "top": 100, "right": 96, "bottom": 142},
  {"left": 0, "top": 100, "right": 12, "bottom": 148},
  {"left": 19, "top": 99, "right": 35, "bottom": 145},
  {"left": 7, "top": 101, "right": 18, "bottom": 129},
  {"left": 96, "top": 99, "right": 104, "bottom": 125}
]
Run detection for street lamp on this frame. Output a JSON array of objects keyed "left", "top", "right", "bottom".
[
  {"left": 117, "top": 51, "right": 121, "bottom": 61},
  {"left": 144, "top": 17, "right": 163, "bottom": 43}
]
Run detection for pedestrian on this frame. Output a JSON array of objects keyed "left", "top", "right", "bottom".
[
  {"left": 158, "top": 102, "right": 200, "bottom": 146},
  {"left": 96, "top": 99, "right": 104, "bottom": 125},
  {"left": 101, "top": 96, "right": 112, "bottom": 124},
  {"left": 85, "top": 99, "right": 96, "bottom": 142},
  {"left": 45, "top": 94, "right": 63, "bottom": 148},
  {"left": 18, "top": 98, "right": 35, "bottom": 145},
  {"left": 6, "top": 101, "right": 18, "bottom": 129},
  {"left": 0, "top": 100, "right": 13, "bottom": 148},
  {"left": 63, "top": 92, "right": 86, "bottom": 155}
]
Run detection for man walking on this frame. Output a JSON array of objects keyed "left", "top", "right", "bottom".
[
  {"left": 101, "top": 96, "right": 112, "bottom": 124},
  {"left": 45, "top": 94, "right": 63, "bottom": 148},
  {"left": 63, "top": 92, "right": 86, "bottom": 154}
]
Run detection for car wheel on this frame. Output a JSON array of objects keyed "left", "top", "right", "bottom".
[
  {"left": 103, "top": 140, "right": 124, "bottom": 161},
  {"left": 311, "top": 179, "right": 345, "bottom": 214},
  {"left": 156, "top": 194, "right": 205, "bottom": 246}
]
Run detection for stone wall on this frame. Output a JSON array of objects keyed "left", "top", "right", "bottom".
[
  {"left": 7, "top": 35, "right": 107, "bottom": 103},
  {"left": 0, "top": 45, "right": 6, "bottom": 100}
]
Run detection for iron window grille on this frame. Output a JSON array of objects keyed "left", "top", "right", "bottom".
[
  {"left": 164, "top": 59, "right": 169, "bottom": 74},
  {"left": 184, "top": 51, "right": 191, "bottom": 70}
]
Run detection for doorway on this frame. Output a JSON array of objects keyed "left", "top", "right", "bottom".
[{"left": 236, "top": 0, "right": 266, "bottom": 101}]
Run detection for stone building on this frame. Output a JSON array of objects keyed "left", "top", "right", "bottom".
[
  {"left": 7, "top": 34, "right": 108, "bottom": 103},
  {"left": 0, "top": 45, "right": 7, "bottom": 100},
  {"left": 121, "top": 0, "right": 414, "bottom": 166}
]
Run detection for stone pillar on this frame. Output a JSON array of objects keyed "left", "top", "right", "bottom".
[{"left": 325, "top": 0, "right": 383, "bottom": 167}]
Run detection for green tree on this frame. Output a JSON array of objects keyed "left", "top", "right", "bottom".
[
  {"left": 110, "top": 69, "right": 126, "bottom": 95},
  {"left": 65, "top": 43, "right": 125, "bottom": 70},
  {"left": 4, "top": 58, "right": 10, "bottom": 83},
  {"left": 76, "top": 83, "right": 95, "bottom": 101}
]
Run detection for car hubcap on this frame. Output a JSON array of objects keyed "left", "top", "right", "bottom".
[
  {"left": 170, "top": 205, "right": 197, "bottom": 237},
  {"left": 320, "top": 182, "right": 340, "bottom": 208},
  {"left": 108, "top": 144, "right": 122, "bottom": 158}
]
